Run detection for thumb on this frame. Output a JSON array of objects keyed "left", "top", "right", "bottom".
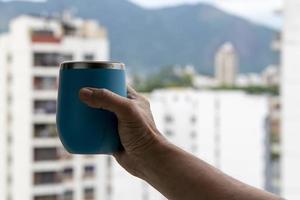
[{"left": 79, "top": 87, "right": 132, "bottom": 118}]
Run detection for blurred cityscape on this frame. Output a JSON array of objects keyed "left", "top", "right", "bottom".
[{"left": 0, "top": 0, "right": 299, "bottom": 200}]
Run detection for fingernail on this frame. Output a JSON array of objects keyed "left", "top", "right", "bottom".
[{"left": 80, "top": 88, "right": 93, "bottom": 101}]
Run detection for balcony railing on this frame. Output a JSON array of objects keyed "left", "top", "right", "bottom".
[
  {"left": 34, "top": 77, "right": 57, "bottom": 91},
  {"left": 33, "top": 52, "right": 73, "bottom": 67},
  {"left": 34, "top": 124, "right": 57, "bottom": 138},
  {"left": 34, "top": 100, "right": 56, "bottom": 114},
  {"left": 34, "top": 171, "right": 61, "bottom": 185},
  {"left": 34, "top": 147, "right": 59, "bottom": 161}
]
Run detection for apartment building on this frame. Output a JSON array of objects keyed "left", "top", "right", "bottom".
[
  {"left": 0, "top": 34, "right": 9, "bottom": 200},
  {"left": 108, "top": 89, "right": 269, "bottom": 200},
  {"left": 215, "top": 42, "right": 239, "bottom": 86},
  {"left": 151, "top": 89, "right": 268, "bottom": 188},
  {"left": 282, "top": 0, "right": 300, "bottom": 199},
  {"left": 0, "top": 15, "right": 109, "bottom": 200}
]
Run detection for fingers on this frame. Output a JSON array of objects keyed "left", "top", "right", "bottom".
[{"left": 79, "top": 88, "right": 132, "bottom": 118}]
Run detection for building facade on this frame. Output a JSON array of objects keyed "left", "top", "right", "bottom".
[
  {"left": 0, "top": 15, "right": 109, "bottom": 200},
  {"left": 108, "top": 89, "right": 270, "bottom": 200},
  {"left": 282, "top": 0, "right": 300, "bottom": 199},
  {"left": 0, "top": 33, "right": 9, "bottom": 200},
  {"left": 215, "top": 42, "right": 239, "bottom": 86},
  {"left": 151, "top": 89, "right": 268, "bottom": 188}
]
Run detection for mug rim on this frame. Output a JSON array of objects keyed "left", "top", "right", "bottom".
[{"left": 60, "top": 61, "right": 125, "bottom": 70}]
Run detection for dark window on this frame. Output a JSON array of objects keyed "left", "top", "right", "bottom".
[
  {"left": 63, "top": 168, "right": 73, "bottom": 180},
  {"left": 190, "top": 131, "right": 197, "bottom": 139},
  {"left": 34, "top": 148, "right": 58, "bottom": 161},
  {"left": 34, "top": 171, "right": 61, "bottom": 185},
  {"left": 34, "top": 195, "right": 58, "bottom": 200},
  {"left": 191, "top": 115, "right": 197, "bottom": 124},
  {"left": 34, "top": 100, "right": 56, "bottom": 114},
  {"left": 84, "top": 188, "right": 95, "bottom": 200},
  {"left": 33, "top": 77, "right": 57, "bottom": 90},
  {"left": 63, "top": 190, "right": 73, "bottom": 200},
  {"left": 34, "top": 53, "right": 73, "bottom": 67},
  {"left": 7, "top": 54, "right": 12, "bottom": 63},
  {"left": 34, "top": 124, "right": 57, "bottom": 138},
  {"left": 165, "top": 115, "right": 174, "bottom": 123},
  {"left": 84, "top": 54, "right": 95, "bottom": 61},
  {"left": 83, "top": 165, "right": 95, "bottom": 178},
  {"left": 165, "top": 129, "right": 173, "bottom": 137}
]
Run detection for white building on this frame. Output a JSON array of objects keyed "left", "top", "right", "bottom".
[
  {"left": 0, "top": 15, "right": 109, "bottom": 200},
  {"left": 262, "top": 65, "right": 280, "bottom": 87},
  {"left": 282, "top": 0, "right": 300, "bottom": 199},
  {"left": 0, "top": 35, "right": 9, "bottom": 200},
  {"left": 151, "top": 89, "right": 268, "bottom": 188},
  {"left": 108, "top": 89, "right": 269, "bottom": 200},
  {"left": 215, "top": 42, "right": 239, "bottom": 86}
]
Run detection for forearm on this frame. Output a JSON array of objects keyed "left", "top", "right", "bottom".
[{"left": 137, "top": 137, "right": 280, "bottom": 200}]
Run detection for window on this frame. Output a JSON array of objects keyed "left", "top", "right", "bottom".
[
  {"left": 83, "top": 165, "right": 95, "bottom": 178},
  {"left": 34, "top": 171, "right": 61, "bottom": 185},
  {"left": 190, "top": 131, "right": 197, "bottom": 139},
  {"left": 84, "top": 54, "right": 95, "bottom": 61},
  {"left": 63, "top": 168, "right": 73, "bottom": 181},
  {"left": 34, "top": 53, "right": 73, "bottom": 67},
  {"left": 164, "top": 115, "right": 174, "bottom": 123},
  {"left": 33, "top": 77, "right": 57, "bottom": 90},
  {"left": 34, "top": 124, "right": 57, "bottom": 138},
  {"left": 63, "top": 190, "right": 73, "bottom": 200},
  {"left": 34, "top": 195, "right": 58, "bottom": 200},
  {"left": 84, "top": 188, "right": 95, "bottom": 200},
  {"left": 191, "top": 115, "right": 197, "bottom": 124},
  {"left": 34, "top": 100, "right": 56, "bottom": 114},
  {"left": 165, "top": 129, "right": 173, "bottom": 137},
  {"left": 34, "top": 148, "right": 59, "bottom": 161},
  {"left": 7, "top": 53, "right": 12, "bottom": 64}
]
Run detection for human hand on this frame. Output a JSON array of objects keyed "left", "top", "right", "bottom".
[{"left": 79, "top": 86, "right": 165, "bottom": 177}]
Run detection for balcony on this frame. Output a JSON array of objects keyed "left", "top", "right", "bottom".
[
  {"left": 34, "top": 100, "right": 56, "bottom": 115},
  {"left": 34, "top": 124, "right": 57, "bottom": 138},
  {"left": 34, "top": 147, "right": 59, "bottom": 162},
  {"left": 33, "top": 52, "right": 73, "bottom": 67},
  {"left": 34, "top": 194, "right": 59, "bottom": 200},
  {"left": 63, "top": 190, "right": 73, "bottom": 200},
  {"left": 31, "top": 30, "right": 61, "bottom": 44},
  {"left": 83, "top": 165, "right": 95, "bottom": 179},
  {"left": 34, "top": 77, "right": 58, "bottom": 91},
  {"left": 62, "top": 168, "right": 73, "bottom": 182},
  {"left": 34, "top": 171, "right": 61, "bottom": 185},
  {"left": 84, "top": 188, "right": 95, "bottom": 200}
]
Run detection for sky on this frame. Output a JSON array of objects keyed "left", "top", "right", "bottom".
[
  {"left": 129, "top": 0, "right": 283, "bottom": 29},
  {"left": 1, "top": 0, "right": 283, "bottom": 29}
]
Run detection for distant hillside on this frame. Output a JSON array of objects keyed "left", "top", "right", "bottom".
[{"left": 0, "top": 0, "right": 277, "bottom": 74}]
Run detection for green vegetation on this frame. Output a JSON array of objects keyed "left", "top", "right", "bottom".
[
  {"left": 133, "top": 66, "right": 194, "bottom": 92},
  {"left": 211, "top": 85, "right": 279, "bottom": 96}
]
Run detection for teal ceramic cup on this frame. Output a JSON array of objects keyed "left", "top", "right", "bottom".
[{"left": 56, "top": 61, "right": 126, "bottom": 154}]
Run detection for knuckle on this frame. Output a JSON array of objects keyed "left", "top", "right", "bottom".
[
  {"left": 127, "top": 101, "right": 138, "bottom": 114},
  {"left": 94, "top": 89, "right": 108, "bottom": 99}
]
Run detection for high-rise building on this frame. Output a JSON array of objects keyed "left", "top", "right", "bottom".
[
  {"left": 0, "top": 15, "right": 109, "bottom": 200},
  {"left": 282, "top": 0, "right": 300, "bottom": 199},
  {"left": 151, "top": 89, "right": 268, "bottom": 189},
  {"left": 107, "top": 89, "right": 270, "bottom": 199},
  {"left": 0, "top": 34, "right": 9, "bottom": 200},
  {"left": 215, "top": 42, "right": 239, "bottom": 86}
]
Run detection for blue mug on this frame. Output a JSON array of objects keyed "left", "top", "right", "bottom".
[{"left": 56, "top": 61, "right": 126, "bottom": 154}]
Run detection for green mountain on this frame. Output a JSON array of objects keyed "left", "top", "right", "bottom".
[{"left": 0, "top": 0, "right": 277, "bottom": 74}]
